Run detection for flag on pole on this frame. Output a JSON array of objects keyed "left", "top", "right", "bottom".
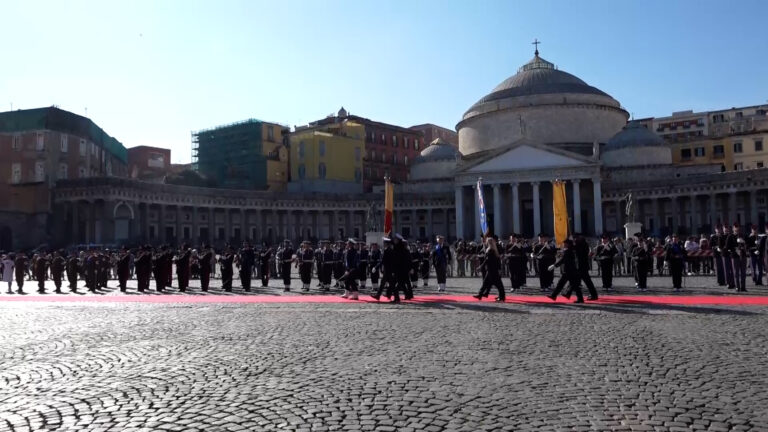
[
  {"left": 476, "top": 178, "right": 489, "bottom": 237},
  {"left": 552, "top": 180, "right": 568, "bottom": 246},
  {"left": 384, "top": 177, "right": 393, "bottom": 235}
]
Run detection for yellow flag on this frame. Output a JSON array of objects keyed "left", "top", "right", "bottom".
[
  {"left": 553, "top": 180, "right": 568, "bottom": 246},
  {"left": 384, "top": 178, "right": 393, "bottom": 235}
]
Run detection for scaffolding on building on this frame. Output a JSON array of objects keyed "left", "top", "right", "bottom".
[{"left": 191, "top": 119, "right": 267, "bottom": 190}]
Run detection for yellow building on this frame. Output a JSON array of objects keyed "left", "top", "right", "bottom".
[
  {"left": 262, "top": 123, "right": 289, "bottom": 191},
  {"left": 672, "top": 137, "right": 733, "bottom": 171},
  {"left": 288, "top": 121, "right": 364, "bottom": 193}
]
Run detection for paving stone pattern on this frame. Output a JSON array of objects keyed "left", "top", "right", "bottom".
[{"left": 1, "top": 301, "right": 768, "bottom": 431}]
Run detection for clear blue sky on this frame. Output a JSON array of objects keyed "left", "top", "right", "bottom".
[{"left": 2, "top": 0, "right": 767, "bottom": 162}]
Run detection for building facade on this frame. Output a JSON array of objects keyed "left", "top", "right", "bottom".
[
  {"left": 409, "top": 123, "right": 458, "bottom": 147},
  {"left": 127, "top": 145, "right": 171, "bottom": 181},
  {"left": 0, "top": 107, "right": 127, "bottom": 250},
  {"left": 288, "top": 120, "right": 364, "bottom": 194}
]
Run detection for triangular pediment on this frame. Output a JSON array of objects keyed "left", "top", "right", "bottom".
[{"left": 462, "top": 142, "right": 590, "bottom": 173}]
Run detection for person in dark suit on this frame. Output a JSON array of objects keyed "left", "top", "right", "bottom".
[
  {"left": 116, "top": 247, "right": 131, "bottom": 292},
  {"left": 50, "top": 251, "right": 66, "bottom": 294},
  {"left": 298, "top": 241, "right": 314, "bottom": 291},
  {"left": 546, "top": 239, "right": 583, "bottom": 303},
  {"left": 340, "top": 239, "right": 359, "bottom": 300},
  {"left": 664, "top": 234, "right": 687, "bottom": 291},
  {"left": 175, "top": 244, "right": 191, "bottom": 292},
  {"left": 632, "top": 235, "right": 651, "bottom": 291},
  {"left": 573, "top": 233, "right": 598, "bottom": 300},
  {"left": 66, "top": 253, "right": 80, "bottom": 293},
  {"left": 473, "top": 237, "right": 506, "bottom": 302},
  {"left": 532, "top": 233, "right": 556, "bottom": 291},
  {"left": 219, "top": 245, "right": 234, "bottom": 292},
  {"left": 726, "top": 222, "right": 747, "bottom": 292},
  {"left": 595, "top": 234, "right": 617, "bottom": 291},
  {"left": 238, "top": 241, "right": 256, "bottom": 291},
  {"left": 199, "top": 244, "right": 213, "bottom": 292}
]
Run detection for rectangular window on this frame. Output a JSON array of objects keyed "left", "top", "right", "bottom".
[
  {"left": 713, "top": 145, "right": 725, "bottom": 157},
  {"left": 35, "top": 161, "right": 45, "bottom": 182},
  {"left": 680, "top": 148, "right": 692, "bottom": 160},
  {"left": 267, "top": 126, "right": 274, "bottom": 142},
  {"left": 319, "top": 140, "right": 325, "bottom": 157},
  {"left": 380, "top": 134, "right": 385, "bottom": 144},
  {"left": 392, "top": 135, "right": 397, "bottom": 147},
  {"left": 36, "top": 132, "right": 45, "bottom": 151},
  {"left": 11, "top": 163, "right": 21, "bottom": 184},
  {"left": 59, "top": 163, "right": 68, "bottom": 179},
  {"left": 12, "top": 134, "right": 21, "bottom": 151},
  {"left": 734, "top": 142, "right": 743, "bottom": 153},
  {"left": 758, "top": 162, "right": 765, "bottom": 168},
  {"left": 354, "top": 147, "right": 361, "bottom": 161},
  {"left": 79, "top": 166, "right": 87, "bottom": 178},
  {"left": 404, "top": 137, "right": 409, "bottom": 149},
  {"left": 755, "top": 140, "right": 764, "bottom": 152},
  {"left": 734, "top": 163, "right": 743, "bottom": 171},
  {"left": 90, "top": 142, "right": 96, "bottom": 156},
  {"left": 79, "top": 139, "right": 87, "bottom": 156},
  {"left": 354, "top": 168, "right": 362, "bottom": 183},
  {"left": 61, "top": 135, "right": 68, "bottom": 153},
  {"left": 694, "top": 147, "right": 705, "bottom": 157}
]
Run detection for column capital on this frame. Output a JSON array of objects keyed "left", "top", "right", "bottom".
[
  {"left": 491, "top": 183, "right": 500, "bottom": 190},
  {"left": 530, "top": 181, "right": 540, "bottom": 186},
  {"left": 571, "top": 179, "right": 580, "bottom": 184},
  {"left": 510, "top": 182, "right": 519, "bottom": 189}
]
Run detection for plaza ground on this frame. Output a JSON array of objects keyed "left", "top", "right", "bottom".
[{"left": 1, "top": 273, "right": 767, "bottom": 431}]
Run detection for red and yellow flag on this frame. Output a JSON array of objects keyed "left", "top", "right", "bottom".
[
  {"left": 552, "top": 180, "right": 568, "bottom": 246},
  {"left": 384, "top": 178, "right": 393, "bottom": 235}
]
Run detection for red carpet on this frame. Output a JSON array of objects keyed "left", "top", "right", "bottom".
[{"left": 1, "top": 294, "right": 768, "bottom": 306}]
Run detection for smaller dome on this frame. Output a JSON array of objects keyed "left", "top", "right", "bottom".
[
  {"left": 338, "top": 107, "right": 348, "bottom": 117},
  {"left": 605, "top": 122, "right": 665, "bottom": 151},
  {"left": 413, "top": 138, "right": 459, "bottom": 163}
]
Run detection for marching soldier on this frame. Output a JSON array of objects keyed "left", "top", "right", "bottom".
[
  {"left": 595, "top": 234, "right": 618, "bottom": 291},
  {"left": 358, "top": 242, "right": 369, "bottom": 290},
  {"left": 50, "top": 251, "right": 66, "bottom": 294},
  {"left": 747, "top": 225, "right": 763, "bottom": 286},
  {"left": 632, "top": 234, "right": 652, "bottom": 291},
  {"left": 35, "top": 253, "right": 49, "bottom": 294},
  {"left": 409, "top": 242, "right": 420, "bottom": 287},
  {"left": 369, "top": 242, "right": 382, "bottom": 289},
  {"left": 238, "top": 241, "right": 256, "bottom": 291},
  {"left": 278, "top": 240, "right": 295, "bottom": 292},
  {"left": 574, "top": 233, "right": 599, "bottom": 301},
  {"left": 340, "top": 239, "right": 359, "bottom": 300},
  {"left": 473, "top": 237, "right": 506, "bottom": 302},
  {"left": 259, "top": 243, "right": 272, "bottom": 287},
  {"left": 175, "top": 244, "right": 191, "bottom": 292},
  {"left": 319, "top": 240, "right": 334, "bottom": 291},
  {"left": 135, "top": 246, "right": 152, "bottom": 293},
  {"left": 505, "top": 234, "right": 526, "bottom": 291},
  {"left": 298, "top": 241, "right": 314, "bottom": 291},
  {"left": 151, "top": 247, "right": 166, "bottom": 292},
  {"left": 721, "top": 224, "right": 736, "bottom": 289},
  {"left": 84, "top": 251, "right": 97, "bottom": 292},
  {"left": 220, "top": 245, "right": 235, "bottom": 292},
  {"left": 419, "top": 243, "right": 431, "bottom": 287},
  {"left": 546, "top": 239, "right": 583, "bottom": 303},
  {"left": 532, "top": 233, "right": 556, "bottom": 291},
  {"left": 14, "top": 252, "right": 28, "bottom": 294},
  {"left": 117, "top": 247, "right": 131, "bottom": 292},
  {"left": 314, "top": 241, "right": 324, "bottom": 288},
  {"left": 333, "top": 241, "right": 345, "bottom": 287},
  {"left": 726, "top": 222, "right": 748, "bottom": 292},
  {"left": 199, "top": 244, "right": 213, "bottom": 292},
  {"left": 432, "top": 236, "right": 451, "bottom": 292},
  {"left": 66, "top": 252, "right": 80, "bottom": 293},
  {"left": 371, "top": 237, "right": 395, "bottom": 301},
  {"left": 455, "top": 240, "right": 466, "bottom": 277},
  {"left": 664, "top": 233, "right": 687, "bottom": 291}
]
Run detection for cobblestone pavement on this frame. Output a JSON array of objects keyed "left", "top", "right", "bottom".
[
  {"left": 1, "top": 298, "right": 768, "bottom": 431},
  {"left": 4, "top": 268, "right": 768, "bottom": 298}
]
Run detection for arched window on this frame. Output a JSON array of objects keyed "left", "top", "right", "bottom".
[
  {"left": 392, "top": 135, "right": 398, "bottom": 147},
  {"left": 404, "top": 137, "right": 409, "bottom": 149},
  {"left": 414, "top": 139, "right": 420, "bottom": 151},
  {"left": 404, "top": 155, "right": 409, "bottom": 165}
]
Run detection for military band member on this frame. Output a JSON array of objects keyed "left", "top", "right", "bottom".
[
  {"left": 199, "top": 244, "right": 213, "bottom": 292},
  {"left": 278, "top": 240, "right": 295, "bottom": 292},
  {"left": 419, "top": 243, "right": 431, "bottom": 287},
  {"left": 14, "top": 253, "right": 27, "bottom": 294},
  {"left": 726, "top": 222, "right": 747, "bottom": 292},
  {"left": 358, "top": 242, "right": 369, "bottom": 290},
  {"left": 505, "top": 234, "right": 526, "bottom": 291},
  {"left": 134, "top": 246, "right": 151, "bottom": 292},
  {"left": 632, "top": 235, "right": 651, "bottom": 291},
  {"left": 238, "top": 241, "right": 256, "bottom": 291},
  {"left": 721, "top": 224, "right": 736, "bottom": 289},
  {"left": 664, "top": 234, "right": 687, "bottom": 291},
  {"left": 175, "top": 244, "right": 191, "bottom": 292},
  {"left": 314, "top": 242, "right": 324, "bottom": 288},
  {"left": 473, "top": 237, "right": 506, "bottom": 302},
  {"left": 117, "top": 247, "right": 131, "bottom": 292},
  {"left": 66, "top": 252, "right": 80, "bottom": 293},
  {"left": 35, "top": 253, "right": 49, "bottom": 294},
  {"left": 298, "top": 241, "right": 314, "bottom": 291},
  {"left": 259, "top": 243, "right": 272, "bottom": 287},
  {"left": 333, "top": 241, "right": 345, "bottom": 287},
  {"left": 50, "top": 251, "right": 66, "bottom": 294},
  {"left": 220, "top": 245, "right": 235, "bottom": 291},
  {"left": 546, "top": 239, "right": 583, "bottom": 303},
  {"left": 320, "top": 240, "right": 335, "bottom": 291},
  {"left": 369, "top": 243, "right": 381, "bottom": 288},
  {"left": 532, "top": 233, "right": 556, "bottom": 291},
  {"left": 595, "top": 234, "right": 618, "bottom": 290},
  {"left": 747, "top": 225, "right": 763, "bottom": 286},
  {"left": 432, "top": 236, "right": 451, "bottom": 292},
  {"left": 340, "top": 239, "right": 359, "bottom": 300},
  {"left": 455, "top": 240, "right": 466, "bottom": 277},
  {"left": 150, "top": 247, "right": 166, "bottom": 292}
]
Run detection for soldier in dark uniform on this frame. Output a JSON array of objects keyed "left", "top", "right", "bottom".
[
  {"left": 409, "top": 242, "right": 420, "bottom": 287},
  {"left": 726, "top": 223, "right": 748, "bottom": 292},
  {"left": 595, "top": 234, "right": 618, "bottom": 291},
  {"left": 432, "top": 236, "right": 451, "bottom": 292},
  {"left": 455, "top": 240, "right": 466, "bottom": 277},
  {"left": 220, "top": 245, "right": 235, "bottom": 292},
  {"left": 546, "top": 239, "right": 583, "bottom": 303},
  {"left": 532, "top": 233, "right": 556, "bottom": 291},
  {"left": 66, "top": 252, "right": 80, "bottom": 293},
  {"left": 135, "top": 246, "right": 152, "bottom": 292},
  {"left": 314, "top": 242, "right": 324, "bottom": 288},
  {"left": 238, "top": 241, "right": 256, "bottom": 291},
  {"left": 259, "top": 243, "right": 272, "bottom": 287},
  {"left": 369, "top": 243, "right": 382, "bottom": 289},
  {"left": 473, "top": 237, "right": 506, "bottom": 302},
  {"left": 747, "top": 225, "right": 763, "bottom": 286},
  {"left": 50, "top": 251, "right": 66, "bottom": 294},
  {"left": 278, "top": 240, "right": 294, "bottom": 292},
  {"left": 117, "top": 247, "right": 131, "bottom": 292},
  {"left": 96, "top": 253, "right": 109, "bottom": 289},
  {"left": 398, "top": 236, "right": 414, "bottom": 300},
  {"left": 319, "top": 241, "right": 334, "bottom": 291},
  {"left": 175, "top": 244, "right": 191, "bottom": 292},
  {"left": 333, "top": 241, "right": 345, "bottom": 287},
  {"left": 340, "top": 239, "right": 359, "bottom": 300},
  {"left": 664, "top": 233, "right": 687, "bottom": 291},
  {"left": 298, "top": 241, "right": 314, "bottom": 291},
  {"left": 151, "top": 247, "right": 166, "bottom": 292},
  {"left": 358, "top": 242, "right": 369, "bottom": 290},
  {"left": 574, "top": 233, "right": 599, "bottom": 301},
  {"left": 35, "top": 253, "right": 49, "bottom": 293},
  {"left": 84, "top": 251, "right": 97, "bottom": 292},
  {"left": 721, "top": 224, "right": 735, "bottom": 289},
  {"left": 419, "top": 243, "right": 431, "bottom": 287},
  {"left": 505, "top": 234, "right": 526, "bottom": 291},
  {"left": 14, "top": 253, "right": 28, "bottom": 294},
  {"left": 632, "top": 235, "right": 651, "bottom": 291},
  {"left": 371, "top": 237, "right": 395, "bottom": 301},
  {"left": 199, "top": 244, "right": 213, "bottom": 292}
]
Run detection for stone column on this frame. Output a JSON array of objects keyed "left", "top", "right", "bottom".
[
  {"left": 254, "top": 209, "right": 262, "bottom": 243},
  {"left": 427, "top": 208, "right": 434, "bottom": 239},
  {"left": 592, "top": 178, "right": 603, "bottom": 236},
  {"left": 690, "top": 194, "right": 699, "bottom": 233},
  {"left": 511, "top": 182, "right": 520, "bottom": 234},
  {"left": 532, "top": 182, "right": 541, "bottom": 236},
  {"left": 455, "top": 186, "right": 464, "bottom": 240},
  {"left": 444, "top": 208, "right": 450, "bottom": 239},
  {"left": 492, "top": 184, "right": 502, "bottom": 237},
  {"left": 473, "top": 184, "right": 481, "bottom": 240},
  {"left": 331, "top": 210, "right": 338, "bottom": 240},
  {"left": 207, "top": 207, "right": 214, "bottom": 243},
  {"left": 347, "top": 210, "right": 354, "bottom": 239},
  {"left": 411, "top": 209, "right": 418, "bottom": 239},
  {"left": 71, "top": 202, "right": 79, "bottom": 244},
  {"left": 192, "top": 207, "right": 199, "bottom": 244},
  {"left": 669, "top": 197, "right": 678, "bottom": 233},
  {"left": 572, "top": 179, "right": 581, "bottom": 233},
  {"left": 159, "top": 205, "right": 166, "bottom": 243},
  {"left": 241, "top": 208, "right": 247, "bottom": 242},
  {"left": 728, "top": 192, "right": 737, "bottom": 225},
  {"left": 312, "top": 211, "right": 318, "bottom": 240},
  {"left": 175, "top": 206, "right": 182, "bottom": 244},
  {"left": 750, "top": 190, "right": 759, "bottom": 227},
  {"left": 709, "top": 193, "right": 718, "bottom": 226}
]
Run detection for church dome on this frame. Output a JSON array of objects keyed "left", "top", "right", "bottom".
[
  {"left": 413, "top": 138, "right": 459, "bottom": 163},
  {"left": 457, "top": 49, "right": 628, "bottom": 156},
  {"left": 602, "top": 121, "right": 671, "bottom": 167}
]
